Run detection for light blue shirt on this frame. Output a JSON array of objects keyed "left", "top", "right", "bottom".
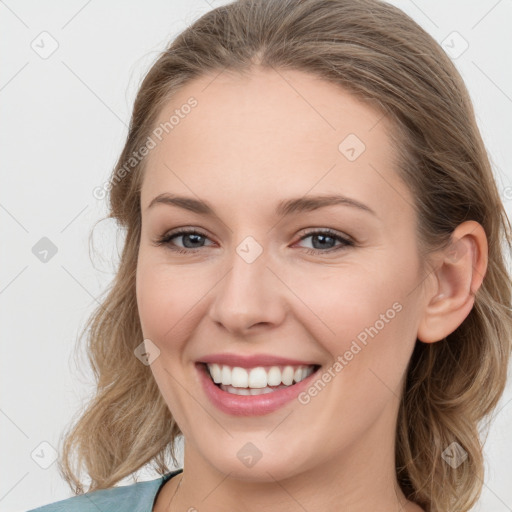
[{"left": 26, "top": 468, "right": 183, "bottom": 512}]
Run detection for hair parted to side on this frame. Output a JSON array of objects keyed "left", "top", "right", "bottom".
[{"left": 58, "top": 1, "right": 512, "bottom": 510}]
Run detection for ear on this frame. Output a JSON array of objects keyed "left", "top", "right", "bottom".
[{"left": 417, "top": 220, "right": 488, "bottom": 344}]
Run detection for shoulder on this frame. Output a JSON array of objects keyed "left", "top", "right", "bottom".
[{"left": 26, "top": 469, "right": 183, "bottom": 512}]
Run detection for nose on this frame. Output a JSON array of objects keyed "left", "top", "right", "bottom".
[{"left": 207, "top": 245, "right": 288, "bottom": 336}]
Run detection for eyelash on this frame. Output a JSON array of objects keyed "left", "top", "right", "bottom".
[{"left": 153, "top": 228, "right": 354, "bottom": 256}]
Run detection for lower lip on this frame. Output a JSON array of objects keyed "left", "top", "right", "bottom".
[{"left": 196, "top": 363, "right": 320, "bottom": 416}]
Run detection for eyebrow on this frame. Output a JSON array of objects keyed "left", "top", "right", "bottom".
[{"left": 146, "top": 193, "right": 377, "bottom": 217}]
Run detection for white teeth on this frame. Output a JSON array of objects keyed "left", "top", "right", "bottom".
[
  {"left": 221, "top": 384, "right": 289, "bottom": 395},
  {"left": 267, "top": 366, "right": 282, "bottom": 386},
  {"left": 231, "top": 367, "right": 249, "bottom": 387},
  {"left": 221, "top": 365, "right": 231, "bottom": 385},
  {"left": 206, "top": 363, "right": 316, "bottom": 389},
  {"left": 282, "top": 366, "right": 294, "bottom": 385},
  {"left": 248, "top": 367, "right": 267, "bottom": 388},
  {"left": 210, "top": 363, "right": 222, "bottom": 384}
]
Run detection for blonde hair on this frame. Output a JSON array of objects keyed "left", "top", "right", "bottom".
[{"left": 59, "top": 1, "right": 512, "bottom": 510}]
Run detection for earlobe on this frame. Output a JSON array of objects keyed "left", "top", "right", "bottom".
[{"left": 417, "top": 221, "right": 488, "bottom": 344}]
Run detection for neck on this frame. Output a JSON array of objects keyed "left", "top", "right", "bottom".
[{"left": 169, "top": 408, "right": 422, "bottom": 511}]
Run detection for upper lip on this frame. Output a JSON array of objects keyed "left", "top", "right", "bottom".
[{"left": 197, "top": 353, "right": 320, "bottom": 368}]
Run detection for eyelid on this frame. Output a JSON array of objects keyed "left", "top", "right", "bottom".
[{"left": 296, "top": 227, "right": 354, "bottom": 244}]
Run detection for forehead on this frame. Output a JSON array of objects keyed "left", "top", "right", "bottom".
[{"left": 141, "top": 67, "right": 413, "bottom": 223}]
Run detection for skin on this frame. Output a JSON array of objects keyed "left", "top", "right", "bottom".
[{"left": 135, "top": 68, "right": 488, "bottom": 512}]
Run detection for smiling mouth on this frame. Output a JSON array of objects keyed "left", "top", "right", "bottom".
[{"left": 200, "top": 362, "right": 321, "bottom": 396}]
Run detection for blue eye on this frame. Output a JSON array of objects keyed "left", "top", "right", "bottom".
[
  {"left": 153, "top": 228, "right": 354, "bottom": 255},
  {"left": 296, "top": 229, "right": 354, "bottom": 254},
  {"left": 153, "top": 229, "right": 212, "bottom": 254}
]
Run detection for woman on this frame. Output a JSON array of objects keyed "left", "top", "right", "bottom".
[{"left": 28, "top": 0, "right": 512, "bottom": 511}]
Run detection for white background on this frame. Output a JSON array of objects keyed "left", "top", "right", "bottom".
[{"left": 1, "top": 1, "right": 511, "bottom": 511}]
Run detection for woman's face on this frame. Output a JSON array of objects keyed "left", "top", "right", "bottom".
[{"left": 136, "top": 68, "right": 428, "bottom": 482}]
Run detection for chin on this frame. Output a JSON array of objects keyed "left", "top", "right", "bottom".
[{"left": 196, "top": 439, "right": 314, "bottom": 483}]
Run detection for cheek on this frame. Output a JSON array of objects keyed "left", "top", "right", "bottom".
[
  {"left": 136, "top": 254, "right": 213, "bottom": 346},
  {"left": 286, "top": 253, "right": 419, "bottom": 390},
  {"left": 293, "top": 268, "right": 417, "bottom": 439},
  {"left": 286, "top": 260, "right": 404, "bottom": 346}
]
